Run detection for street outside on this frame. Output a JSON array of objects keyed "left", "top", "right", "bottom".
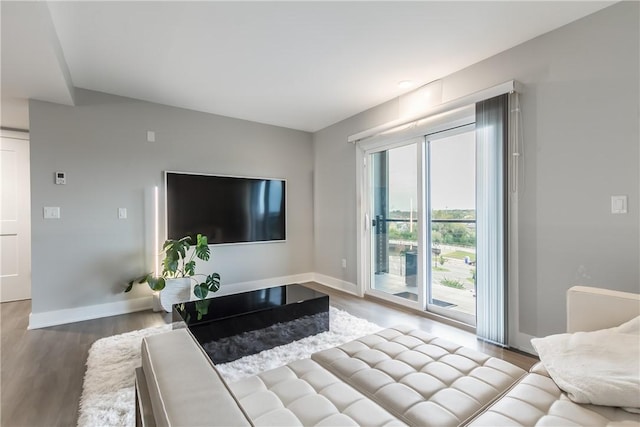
[{"left": 373, "top": 244, "right": 476, "bottom": 316}]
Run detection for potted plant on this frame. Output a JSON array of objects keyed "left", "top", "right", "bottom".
[{"left": 126, "top": 234, "right": 221, "bottom": 311}]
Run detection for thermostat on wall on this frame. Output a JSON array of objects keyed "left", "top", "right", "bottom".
[{"left": 55, "top": 171, "right": 66, "bottom": 185}]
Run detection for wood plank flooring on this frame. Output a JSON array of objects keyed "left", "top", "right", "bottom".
[
  {"left": 303, "top": 283, "right": 538, "bottom": 370},
  {"left": 1, "top": 283, "right": 537, "bottom": 426},
  {"left": 1, "top": 300, "right": 169, "bottom": 427}
]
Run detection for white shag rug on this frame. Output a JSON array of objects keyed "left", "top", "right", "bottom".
[{"left": 77, "top": 307, "right": 382, "bottom": 427}]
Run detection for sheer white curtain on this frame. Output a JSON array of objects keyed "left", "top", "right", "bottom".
[{"left": 475, "top": 94, "right": 509, "bottom": 346}]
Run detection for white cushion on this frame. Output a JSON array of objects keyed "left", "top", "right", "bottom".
[
  {"left": 312, "top": 325, "right": 526, "bottom": 427},
  {"left": 230, "top": 358, "right": 406, "bottom": 427},
  {"left": 468, "top": 372, "right": 640, "bottom": 426},
  {"left": 567, "top": 286, "right": 640, "bottom": 333},
  {"left": 141, "top": 329, "right": 252, "bottom": 427},
  {"left": 531, "top": 316, "right": 640, "bottom": 411}
]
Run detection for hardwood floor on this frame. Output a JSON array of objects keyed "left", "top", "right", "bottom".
[
  {"left": 303, "top": 283, "right": 538, "bottom": 370},
  {"left": 1, "top": 300, "right": 169, "bottom": 427},
  {"left": 1, "top": 283, "right": 537, "bottom": 426}
]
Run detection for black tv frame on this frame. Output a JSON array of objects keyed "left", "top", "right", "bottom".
[{"left": 164, "top": 171, "right": 287, "bottom": 246}]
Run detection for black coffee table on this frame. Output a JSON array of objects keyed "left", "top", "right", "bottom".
[{"left": 172, "top": 284, "right": 329, "bottom": 364}]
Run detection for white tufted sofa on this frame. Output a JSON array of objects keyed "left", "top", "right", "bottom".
[
  {"left": 230, "top": 326, "right": 526, "bottom": 427},
  {"left": 468, "top": 286, "right": 640, "bottom": 426},
  {"left": 135, "top": 286, "right": 640, "bottom": 426}
]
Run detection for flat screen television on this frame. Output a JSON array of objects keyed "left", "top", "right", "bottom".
[{"left": 166, "top": 171, "right": 286, "bottom": 245}]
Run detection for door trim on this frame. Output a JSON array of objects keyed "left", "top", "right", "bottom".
[
  {"left": 1, "top": 129, "right": 29, "bottom": 140},
  {"left": 1, "top": 130, "right": 31, "bottom": 302},
  {"left": 361, "top": 137, "right": 424, "bottom": 310}
]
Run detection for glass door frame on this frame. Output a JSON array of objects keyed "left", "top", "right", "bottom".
[
  {"left": 424, "top": 124, "right": 477, "bottom": 326},
  {"left": 361, "top": 136, "right": 426, "bottom": 311},
  {"left": 357, "top": 125, "right": 477, "bottom": 326}
]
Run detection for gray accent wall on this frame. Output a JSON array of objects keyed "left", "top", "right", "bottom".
[
  {"left": 313, "top": 2, "right": 639, "bottom": 338},
  {"left": 29, "top": 89, "right": 313, "bottom": 314},
  {"left": 28, "top": 2, "right": 639, "bottom": 339}
]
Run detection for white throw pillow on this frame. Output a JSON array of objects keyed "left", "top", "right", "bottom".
[{"left": 531, "top": 315, "right": 640, "bottom": 412}]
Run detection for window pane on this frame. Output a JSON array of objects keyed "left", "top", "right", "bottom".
[
  {"left": 429, "top": 131, "right": 476, "bottom": 319},
  {"left": 371, "top": 143, "right": 419, "bottom": 302}
]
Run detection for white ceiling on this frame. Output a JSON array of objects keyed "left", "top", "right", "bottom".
[{"left": 1, "top": 1, "right": 613, "bottom": 132}]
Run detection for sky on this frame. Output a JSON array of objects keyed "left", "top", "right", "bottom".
[{"left": 387, "top": 130, "right": 475, "bottom": 211}]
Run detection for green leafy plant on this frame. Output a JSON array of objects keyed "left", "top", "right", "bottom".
[
  {"left": 125, "top": 234, "right": 221, "bottom": 299},
  {"left": 177, "top": 299, "right": 211, "bottom": 322},
  {"left": 440, "top": 277, "right": 465, "bottom": 289}
]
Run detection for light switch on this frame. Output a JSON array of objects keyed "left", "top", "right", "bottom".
[
  {"left": 118, "top": 208, "right": 127, "bottom": 219},
  {"left": 146, "top": 131, "right": 155, "bottom": 142},
  {"left": 611, "top": 195, "right": 627, "bottom": 214},
  {"left": 44, "top": 207, "right": 60, "bottom": 219}
]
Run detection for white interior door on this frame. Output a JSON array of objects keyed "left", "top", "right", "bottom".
[{"left": 0, "top": 132, "right": 31, "bottom": 302}]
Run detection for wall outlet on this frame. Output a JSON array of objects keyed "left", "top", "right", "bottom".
[
  {"left": 341, "top": 258, "right": 347, "bottom": 269},
  {"left": 611, "top": 195, "right": 627, "bottom": 214}
]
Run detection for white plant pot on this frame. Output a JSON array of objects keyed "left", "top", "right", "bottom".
[{"left": 159, "top": 277, "right": 192, "bottom": 312}]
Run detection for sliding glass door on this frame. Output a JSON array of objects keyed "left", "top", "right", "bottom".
[
  {"left": 361, "top": 92, "right": 511, "bottom": 337},
  {"left": 426, "top": 129, "right": 476, "bottom": 325},
  {"left": 365, "top": 128, "right": 477, "bottom": 324},
  {"left": 369, "top": 141, "right": 423, "bottom": 307}
]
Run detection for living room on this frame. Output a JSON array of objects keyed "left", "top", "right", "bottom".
[{"left": 1, "top": 1, "right": 639, "bottom": 426}]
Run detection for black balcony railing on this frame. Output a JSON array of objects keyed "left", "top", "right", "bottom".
[
  {"left": 379, "top": 218, "right": 476, "bottom": 224},
  {"left": 373, "top": 216, "right": 476, "bottom": 274}
]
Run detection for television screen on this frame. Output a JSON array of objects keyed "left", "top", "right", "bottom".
[{"left": 166, "top": 172, "right": 286, "bottom": 245}]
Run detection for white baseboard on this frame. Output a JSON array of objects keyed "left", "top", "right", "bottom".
[
  {"left": 27, "top": 272, "right": 361, "bottom": 329},
  {"left": 27, "top": 273, "right": 316, "bottom": 329},
  {"left": 311, "top": 273, "right": 359, "bottom": 296},
  {"left": 28, "top": 296, "right": 153, "bottom": 330},
  {"left": 510, "top": 331, "right": 537, "bottom": 355},
  {"left": 28, "top": 273, "right": 538, "bottom": 356},
  {"left": 214, "top": 273, "right": 315, "bottom": 297}
]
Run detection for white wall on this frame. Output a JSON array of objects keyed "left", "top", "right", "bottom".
[
  {"left": 313, "top": 2, "right": 640, "bottom": 339},
  {"left": 29, "top": 89, "right": 314, "bottom": 322}
]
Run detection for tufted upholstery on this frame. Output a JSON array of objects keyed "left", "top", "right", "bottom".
[
  {"left": 311, "top": 325, "right": 526, "bottom": 427},
  {"left": 140, "top": 328, "right": 252, "bottom": 427},
  {"left": 468, "top": 363, "right": 640, "bottom": 426},
  {"left": 138, "top": 287, "right": 640, "bottom": 427},
  {"left": 230, "top": 358, "right": 407, "bottom": 426}
]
